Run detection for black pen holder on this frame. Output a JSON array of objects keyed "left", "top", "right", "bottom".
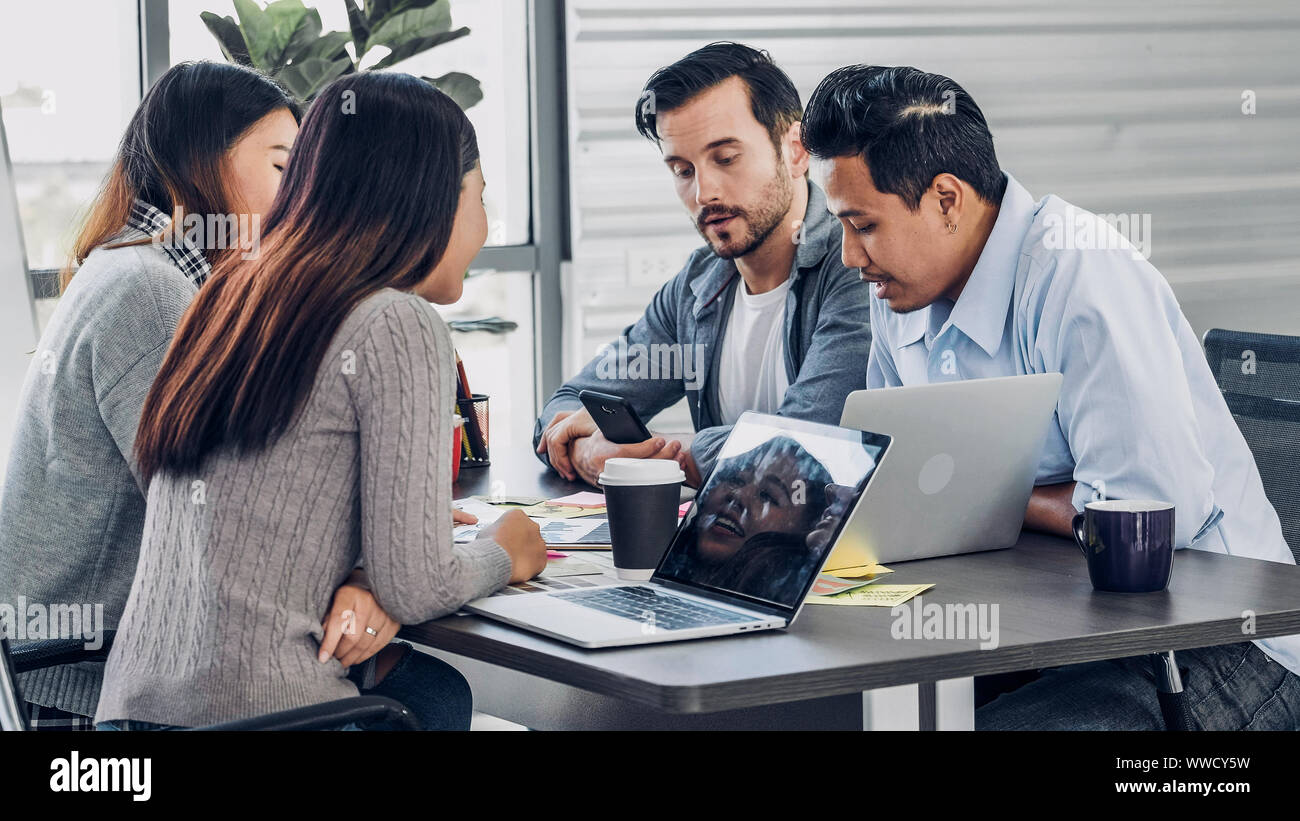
[{"left": 457, "top": 393, "right": 491, "bottom": 468}]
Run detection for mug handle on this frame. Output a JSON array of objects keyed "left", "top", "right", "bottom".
[{"left": 1071, "top": 512, "right": 1088, "bottom": 555}]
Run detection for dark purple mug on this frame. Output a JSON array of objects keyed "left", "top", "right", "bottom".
[{"left": 1071, "top": 500, "right": 1175, "bottom": 593}]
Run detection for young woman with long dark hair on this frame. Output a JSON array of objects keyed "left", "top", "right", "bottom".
[
  {"left": 0, "top": 61, "right": 317, "bottom": 730},
  {"left": 94, "top": 72, "right": 546, "bottom": 731}
]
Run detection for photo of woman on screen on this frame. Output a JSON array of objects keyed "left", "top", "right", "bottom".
[{"left": 658, "top": 435, "right": 833, "bottom": 604}]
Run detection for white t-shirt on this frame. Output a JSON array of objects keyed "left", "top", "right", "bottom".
[{"left": 716, "top": 276, "right": 792, "bottom": 425}]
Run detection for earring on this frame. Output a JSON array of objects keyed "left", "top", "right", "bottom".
[{"left": 947, "top": 222, "right": 958, "bottom": 234}]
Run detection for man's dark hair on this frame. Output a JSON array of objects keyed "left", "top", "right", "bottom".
[
  {"left": 801, "top": 65, "right": 1006, "bottom": 210},
  {"left": 634, "top": 41, "right": 802, "bottom": 152}
]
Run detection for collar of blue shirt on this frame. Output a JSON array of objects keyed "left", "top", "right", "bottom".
[
  {"left": 894, "top": 173, "right": 1037, "bottom": 357},
  {"left": 688, "top": 178, "right": 836, "bottom": 312}
]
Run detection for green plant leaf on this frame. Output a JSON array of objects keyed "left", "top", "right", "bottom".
[
  {"left": 278, "top": 55, "right": 352, "bottom": 101},
  {"left": 367, "top": 0, "right": 440, "bottom": 25},
  {"left": 363, "top": 0, "right": 394, "bottom": 22},
  {"left": 281, "top": 7, "right": 323, "bottom": 64},
  {"left": 364, "top": 2, "right": 451, "bottom": 54},
  {"left": 423, "top": 72, "right": 482, "bottom": 110},
  {"left": 234, "top": 0, "right": 309, "bottom": 70},
  {"left": 370, "top": 26, "right": 467, "bottom": 70},
  {"left": 200, "top": 11, "right": 252, "bottom": 65},
  {"left": 344, "top": 0, "right": 371, "bottom": 57},
  {"left": 232, "top": 0, "right": 273, "bottom": 68},
  {"left": 292, "top": 29, "right": 352, "bottom": 64},
  {"left": 263, "top": 0, "right": 312, "bottom": 66}
]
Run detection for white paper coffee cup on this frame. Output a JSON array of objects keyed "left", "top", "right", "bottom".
[{"left": 598, "top": 458, "right": 685, "bottom": 580}]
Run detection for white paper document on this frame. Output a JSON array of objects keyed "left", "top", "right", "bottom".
[{"left": 453, "top": 499, "right": 609, "bottom": 546}]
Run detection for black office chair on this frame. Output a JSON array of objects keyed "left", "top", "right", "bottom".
[
  {"left": 1203, "top": 328, "right": 1300, "bottom": 562},
  {"left": 1, "top": 633, "right": 421, "bottom": 731},
  {"left": 1142, "top": 328, "right": 1300, "bottom": 733}
]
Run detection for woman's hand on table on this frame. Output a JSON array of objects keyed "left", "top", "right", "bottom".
[{"left": 481, "top": 509, "right": 547, "bottom": 583}]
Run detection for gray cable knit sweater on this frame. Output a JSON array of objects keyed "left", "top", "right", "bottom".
[
  {"left": 0, "top": 240, "right": 198, "bottom": 717},
  {"left": 94, "top": 288, "right": 510, "bottom": 727}
]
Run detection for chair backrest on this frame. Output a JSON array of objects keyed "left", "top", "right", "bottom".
[
  {"left": 1203, "top": 328, "right": 1300, "bottom": 563},
  {"left": 0, "top": 637, "right": 30, "bottom": 731}
]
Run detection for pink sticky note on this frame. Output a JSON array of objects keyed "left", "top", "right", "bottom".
[{"left": 549, "top": 491, "right": 607, "bottom": 507}]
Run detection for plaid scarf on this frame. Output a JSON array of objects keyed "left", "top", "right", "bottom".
[
  {"left": 125, "top": 199, "right": 212, "bottom": 287},
  {"left": 26, "top": 703, "right": 95, "bottom": 731}
]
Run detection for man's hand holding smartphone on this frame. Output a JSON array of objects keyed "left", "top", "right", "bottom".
[{"left": 537, "top": 406, "right": 683, "bottom": 486}]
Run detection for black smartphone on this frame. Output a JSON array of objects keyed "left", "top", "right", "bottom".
[{"left": 578, "top": 390, "right": 653, "bottom": 445}]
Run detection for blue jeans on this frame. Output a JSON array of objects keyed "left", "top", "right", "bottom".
[
  {"left": 341, "top": 641, "right": 472, "bottom": 731},
  {"left": 976, "top": 640, "right": 1300, "bottom": 730},
  {"left": 97, "top": 643, "right": 472, "bottom": 731}
]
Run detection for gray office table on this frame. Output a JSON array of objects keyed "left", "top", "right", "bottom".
[{"left": 400, "top": 451, "right": 1300, "bottom": 730}]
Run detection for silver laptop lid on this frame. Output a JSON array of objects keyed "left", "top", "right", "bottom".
[
  {"left": 834, "top": 373, "right": 1062, "bottom": 566},
  {"left": 651, "top": 412, "right": 891, "bottom": 620}
]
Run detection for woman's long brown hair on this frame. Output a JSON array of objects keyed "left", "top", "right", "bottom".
[
  {"left": 61, "top": 61, "right": 300, "bottom": 291},
  {"left": 134, "top": 72, "right": 479, "bottom": 484}
]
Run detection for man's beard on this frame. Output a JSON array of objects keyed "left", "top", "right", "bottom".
[{"left": 694, "top": 167, "right": 794, "bottom": 260}]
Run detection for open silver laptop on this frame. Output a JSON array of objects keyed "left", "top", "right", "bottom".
[
  {"left": 465, "top": 413, "right": 892, "bottom": 648},
  {"left": 830, "top": 373, "right": 1062, "bottom": 569}
]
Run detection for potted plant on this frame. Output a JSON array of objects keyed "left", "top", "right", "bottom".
[{"left": 201, "top": 0, "right": 482, "bottom": 107}]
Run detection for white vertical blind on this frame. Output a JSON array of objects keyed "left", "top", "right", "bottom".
[{"left": 562, "top": 0, "right": 1300, "bottom": 425}]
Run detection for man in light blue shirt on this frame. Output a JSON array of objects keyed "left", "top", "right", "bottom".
[{"left": 802, "top": 64, "right": 1300, "bottom": 730}]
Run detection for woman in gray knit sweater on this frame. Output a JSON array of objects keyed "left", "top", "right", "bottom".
[
  {"left": 0, "top": 62, "right": 329, "bottom": 730},
  {"left": 94, "top": 72, "right": 546, "bottom": 730}
]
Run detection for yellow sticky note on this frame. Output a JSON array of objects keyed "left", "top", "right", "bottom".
[{"left": 806, "top": 583, "right": 934, "bottom": 607}]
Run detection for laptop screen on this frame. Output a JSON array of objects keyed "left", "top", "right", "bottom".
[{"left": 654, "top": 412, "right": 890, "bottom": 614}]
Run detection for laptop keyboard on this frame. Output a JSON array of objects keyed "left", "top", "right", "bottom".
[{"left": 554, "top": 586, "right": 757, "bottom": 631}]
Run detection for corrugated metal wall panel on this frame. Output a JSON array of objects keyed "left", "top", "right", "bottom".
[{"left": 563, "top": 0, "right": 1300, "bottom": 427}]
